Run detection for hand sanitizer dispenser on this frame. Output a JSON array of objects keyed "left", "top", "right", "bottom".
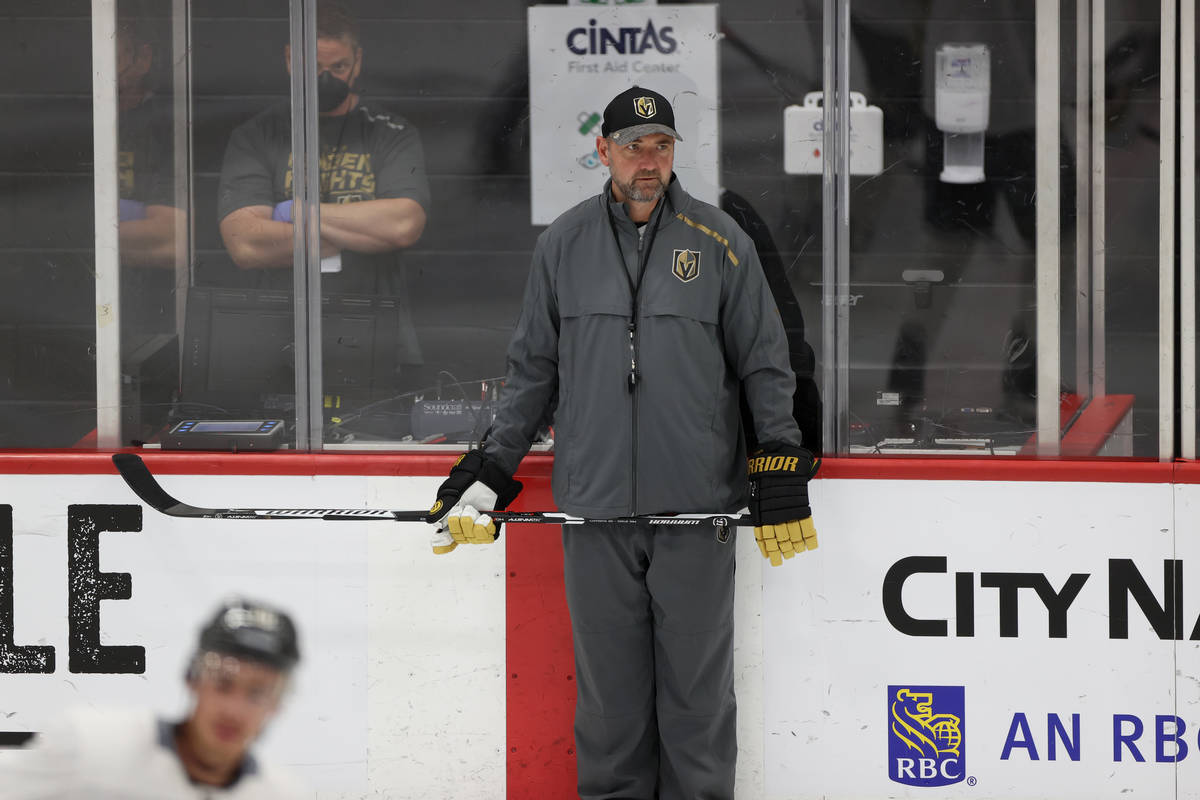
[{"left": 935, "top": 43, "right": 990, "bottom": 184}]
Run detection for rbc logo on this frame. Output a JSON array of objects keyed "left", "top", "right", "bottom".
[{"left": 887, "top": 685, "right": 965, "bottom": 787}]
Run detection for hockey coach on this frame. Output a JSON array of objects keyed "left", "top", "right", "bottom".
[{"left": 428, "top": 85, "right": 820, "bottom": 799}]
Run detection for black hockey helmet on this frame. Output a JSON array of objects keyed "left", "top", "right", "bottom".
[{"left": 196, "top": 597, "right": 301, "bottom": 672}]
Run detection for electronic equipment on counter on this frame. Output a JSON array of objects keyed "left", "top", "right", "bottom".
[
  {"left": 409, "top": 398, "right": 497, "bottom": 443},
  {"left": 161, "top": 419, "right": 286, "bottom": 451},
  {"left": 180, "top": 287, "right": 408, "bottom": 414}
]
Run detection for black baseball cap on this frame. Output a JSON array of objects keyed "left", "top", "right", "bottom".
[
  {"left": 601, "top": 85, "right": 683, "bottom": 143},
  {"left": 196, "top": 597, "right": 300, "bottom": 672}
]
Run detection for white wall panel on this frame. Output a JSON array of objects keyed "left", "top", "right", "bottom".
[{"left": 764, "top": 479, "right": 1181, "bottom": 799}]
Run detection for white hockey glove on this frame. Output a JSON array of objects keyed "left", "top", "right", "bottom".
[{"left": 428, "top": 450, "right": 523, "bottom": 555}]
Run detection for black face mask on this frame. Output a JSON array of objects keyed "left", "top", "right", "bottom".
[{"left": 317, "top": 70, "right": 351, "bottom": 113}]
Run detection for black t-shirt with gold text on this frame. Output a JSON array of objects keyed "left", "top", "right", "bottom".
[{"left": 216, "top": 101, "right": 431, "bottom": 364}]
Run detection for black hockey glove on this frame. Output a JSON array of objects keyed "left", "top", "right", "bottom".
[
  {"left": 747, "top": 442, "right": 820, "bottom": 566},
  {"left": 428, "top": 450, "right": 523, "bottom": 554}
]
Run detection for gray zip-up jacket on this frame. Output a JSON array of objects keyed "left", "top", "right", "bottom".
[{"left": 483, "top": 176, "right": 802, "bottom": 518}]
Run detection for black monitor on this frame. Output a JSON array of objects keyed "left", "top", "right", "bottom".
[{"left": 180, "top": 286, "right": 407, "bottom": 418}]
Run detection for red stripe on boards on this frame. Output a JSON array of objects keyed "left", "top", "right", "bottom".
[
  {"left": 0, "top": 450, "right": 1191, "bottom": 483},
  {"left": 505, "top": 476, "right": 577, "bottom": 798}
]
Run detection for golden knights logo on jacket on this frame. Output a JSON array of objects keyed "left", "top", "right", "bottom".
[{"left": 672, "top": 249, "right": 700, "bottom": 283}]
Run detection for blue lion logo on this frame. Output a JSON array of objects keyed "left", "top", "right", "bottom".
[{"left": 887, "top": 685, "right": 965, "bottom": 787}]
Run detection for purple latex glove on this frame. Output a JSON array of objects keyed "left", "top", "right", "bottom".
[
  {"left": 272, "top": 200, "right": 294, "bottom": 223},
  {"left": 118, "top": 198, "right": 147, "bottom": 222}
]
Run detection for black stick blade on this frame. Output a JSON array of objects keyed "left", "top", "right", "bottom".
[
  {"left": 111, "top": 453, "right": 414, "bottom": 522},
  {"left": 111, "top": 453, "right": 205, "bottom": 516}
]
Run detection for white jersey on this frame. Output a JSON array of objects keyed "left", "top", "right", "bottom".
[{"left": 0, "top": 707, "right": 308, "bottom": 799}]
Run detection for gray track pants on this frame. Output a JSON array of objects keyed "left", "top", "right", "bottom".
[{"left": 562, "top": 521, "right": 736, "bottom": 800}]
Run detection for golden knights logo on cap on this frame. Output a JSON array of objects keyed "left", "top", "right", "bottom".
[
  {"left": 672, "top": 249, "right": 700, "bottom": 283},
  {"left": 634, "top": 96, "right": 657, "bottom": 119}
]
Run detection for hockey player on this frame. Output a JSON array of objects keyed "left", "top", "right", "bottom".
[
  {"left": 428, "top": 85, "right": 820, "bottom": 799},
  {"left": 0, "top": 598, "right": 307, "bottom": 799}
]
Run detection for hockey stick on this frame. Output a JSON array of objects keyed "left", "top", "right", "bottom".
[{"left": 111, "top": 453, "right": 749, "bottom": 530}]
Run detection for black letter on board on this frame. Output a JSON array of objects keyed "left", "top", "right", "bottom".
[
  {"left": 68, "top": 505, "right": 145, "bottom": 673},
  {"left": 0, "top": 505, "right": 55, "bottom": 673}
]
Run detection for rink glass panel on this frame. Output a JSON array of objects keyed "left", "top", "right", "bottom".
[
  {"left": 0, "top": 1, "right": 1176, "bottom": 457},
  {"left": 841, "top": 1, "right": 1163, "bottom": 457}
]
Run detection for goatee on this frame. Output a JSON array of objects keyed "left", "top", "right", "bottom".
[{"left": 617, "top": 175, "right": 666, "bottom": 203}]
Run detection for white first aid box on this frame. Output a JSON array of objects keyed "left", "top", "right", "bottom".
[{"left": 784, "top": 91, "right": 883, "bottom": 176}]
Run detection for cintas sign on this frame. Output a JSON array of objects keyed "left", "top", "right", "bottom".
[
  {"left": 565, "top": 18, "right": 678, "bottom": 55},
  {"left": 883, "top": 555, "right": 1196, "bottom": 639},
  {"left": 527, "top": 4, "right": 719, "bottom": 224}
]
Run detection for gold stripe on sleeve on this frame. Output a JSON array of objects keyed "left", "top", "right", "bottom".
[{"left": 674, "top": 213, "right": 740, "bottom": 267}]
